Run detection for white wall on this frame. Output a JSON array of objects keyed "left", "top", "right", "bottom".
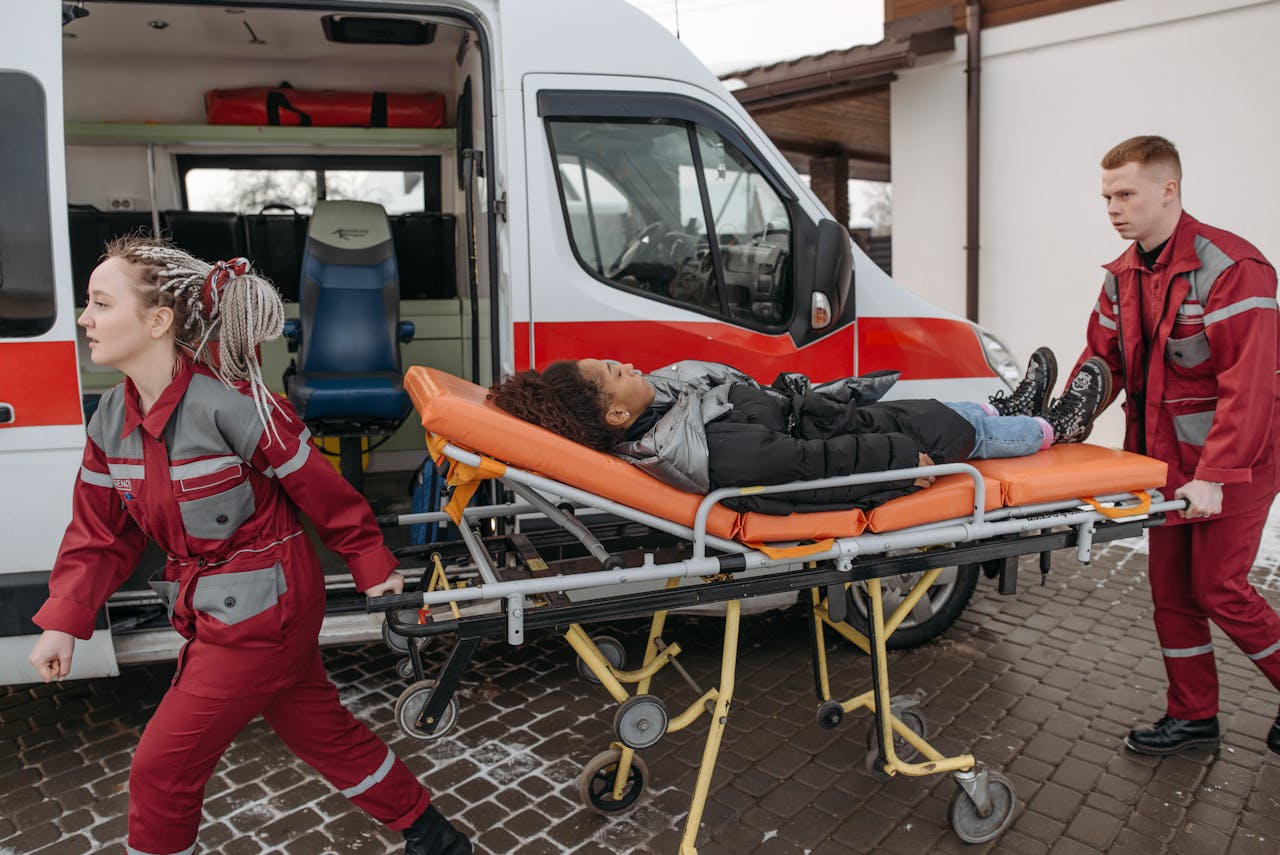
[{"left": 891, "top": 0, "right": 1280, "bottom": 446}]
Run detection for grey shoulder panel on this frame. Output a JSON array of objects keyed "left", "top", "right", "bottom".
[
  {"left": 171, "top": 374, "right": 265, "bottom": 462},
  {"left": 1190, "top": 235, "right": 1236, "bottom": 305},
  {"left": 87, "top": 384, "right": 142, "bottom": 459}
]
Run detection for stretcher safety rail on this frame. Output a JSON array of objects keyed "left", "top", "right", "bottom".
[{"left": 366, "top": 366, "right": 1185, "bottom": 853}]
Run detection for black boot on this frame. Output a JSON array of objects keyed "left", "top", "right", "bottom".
[
  {"left": 403, "top": 805, "right": 472, "bottom": 855},
  {"left": 989, "top": 346, "right": 1057, "bottom": 417},
  {"left": 1044, "top": 357, "right": 1112, "bottom": 443},
  {"left": 1124, "top": 715, "right": 1220, "bottom": 755},
  {"left": 1267, "top": 715, "right": 1280, "bottom": 755}
]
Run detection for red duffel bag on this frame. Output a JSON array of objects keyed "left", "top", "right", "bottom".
[{"left": 205, "top": 84, "right": 446, "bottom": 128}]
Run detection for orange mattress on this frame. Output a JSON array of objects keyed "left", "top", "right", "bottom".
[{"left": 405, "top": 367, "right": 1167, "bottom": 544}]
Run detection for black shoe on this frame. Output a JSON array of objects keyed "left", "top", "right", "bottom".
[
  {"left": 403, "top": 805, "right": 472, "bottom": 855},
  {"left": 1268, "top": 715, "right": 1280, "bottom": 755},
  {"left": 1044, "top": 357, "right": 1112, "bottom": 443},
  {"left": 989, "top": 346, "right": 1057, "bottom": 417},
  {"left": 1124, "top": 715, "right": 1220, "bottom": 755}
]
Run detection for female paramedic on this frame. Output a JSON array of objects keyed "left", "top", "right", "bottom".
[
  {"left": 490, "top": 350, "right": 1112, "bottom": 515},
  {"left": 27, "top": 237, "right": 470, "bottom": 855}
]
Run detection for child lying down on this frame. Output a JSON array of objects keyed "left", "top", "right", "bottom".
[{"left": 490, "top": 348, "right": 1109, "bottom": 514}]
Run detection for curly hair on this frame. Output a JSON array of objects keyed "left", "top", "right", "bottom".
[{"left": 488, "top": 360, "right": 622, "bottom": 451}]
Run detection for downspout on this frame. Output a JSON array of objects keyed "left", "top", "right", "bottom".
[{"left": 965, "top": 0, "right": 982, "bottom": 322}]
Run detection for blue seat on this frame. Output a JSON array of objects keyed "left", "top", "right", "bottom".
[{"left": 284, "top": 201, "right": 414, "bottom": 486}]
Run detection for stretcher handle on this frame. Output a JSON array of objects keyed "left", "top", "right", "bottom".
[
  {"left": 1081, "top": 491, "right": 1152, "bottom": 519},
  {"left": 367, "top": 592, "right": 427, "bottom": 612}
]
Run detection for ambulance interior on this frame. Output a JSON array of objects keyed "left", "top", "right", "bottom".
[
  {"left": 62, "top": 2, "right": 491, "bottom": 476},
  {"left": 60, "top": 2, "right": 491, "bottom": 639}
]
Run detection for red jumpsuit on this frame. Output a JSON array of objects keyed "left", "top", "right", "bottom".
[
  {"left": 1076, "top": 211, "right": 1280, "bottom": 720},
  {"left": 34, "top": 356, "right": 430, "bottom": 855}
]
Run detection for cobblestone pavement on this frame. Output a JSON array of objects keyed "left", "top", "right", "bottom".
[{"left": 5, "top": 516, "right": 1280, "bottom": 855}]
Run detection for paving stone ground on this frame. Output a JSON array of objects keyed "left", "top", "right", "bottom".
[{"left": 4, "top": 503, "right": 1280, "bottom": 855}]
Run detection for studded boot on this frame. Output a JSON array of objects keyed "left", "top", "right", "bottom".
[
  {"left": 989, "top": 346, "right": 1057, "bottom": 417},
  {"left": 1044, "top": 357, "right": 1112, "bottom": 443}
]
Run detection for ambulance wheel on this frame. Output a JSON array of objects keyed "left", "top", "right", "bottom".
[
  {"left": 578, "top": 749, "right": 648, "bottom": 815},
  {"left": 948, "top": 772, "right": 1017, "bottom": 844},
  {"left": 576, "top": 635, "right": 627, "bottom": 684},
  {"left": 847, "top": 564, "right": 979, "bottom": 649},
  {"left": 382, "top": 612, "right": 421, "bottom": 654},
  {"left": 394, "top": 680, "right": 458, "bottom": 741},
  {"left": 614, "top": 695, "right": 669, "bottom": 749},
  {"left": 864, "top": 709, "right": 928, "bottom": 780},
  {"left": 817, "top": 700, "right": 844, "bottom": 730}
]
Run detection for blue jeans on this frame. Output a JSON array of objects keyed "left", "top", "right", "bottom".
[{"left": 945, "top": 401, "right": 1045, "bottom": 460}]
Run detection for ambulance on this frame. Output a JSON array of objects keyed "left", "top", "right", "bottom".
[{"left": 0, "top": 0, "right": 1021, "bottom": 683}]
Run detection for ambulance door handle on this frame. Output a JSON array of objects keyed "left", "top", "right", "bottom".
[{"left": 0, "top": 403, "right": 13, "bottom": 425}]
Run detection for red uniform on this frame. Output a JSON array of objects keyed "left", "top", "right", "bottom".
[
  {"left": 1077, "top": 211, "right": 1280, "bottom": 719},
  {"left": 34, "top": 356, "right": 429, "bottom": 855}
]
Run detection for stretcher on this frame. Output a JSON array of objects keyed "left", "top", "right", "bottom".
[{"left": 368, "top": 366, "right": 1185, "bottom": 852}]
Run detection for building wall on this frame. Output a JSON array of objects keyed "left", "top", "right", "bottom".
[
  {"left": 890, "top": 0, "right": 1280, "bottom": 445},
  {"left": 886, "top": 0, "right": 1114, "bottom": 31}
]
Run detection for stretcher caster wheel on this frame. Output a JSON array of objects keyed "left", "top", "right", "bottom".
[
  {"left": 948, "top": 771, "right": 1016, "bottom": 843},
  {"left": 382, "top": 612, "right": 423, "bottom": 654},
  {"left": 817, "top": 700, "right": 844, "bottom": 730},
  {"left": 864, "top": 708, "right": 927, "bottom": 780},
  {"left": 578, "top": 749, "right": 648, "bottom": 815},
  {"left": 576, "top": 635, "right": 627, "bottom": 684},
  {"left": 394, "top": 680, "right": 459, "bottom": 741},
  {"left": 396, "top": 657, "right": 417, "bottom": 680},
  {"left": 614, "top": 695, "right": 668, "bottom": 749}
]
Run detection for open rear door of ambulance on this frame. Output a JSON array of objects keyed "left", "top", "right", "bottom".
[{"left": 0, "top": 4, "right": 119, "bottom": 682}]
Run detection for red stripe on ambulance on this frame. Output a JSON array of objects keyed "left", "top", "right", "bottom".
[
  {"left": 0, "top": 341, "right": 83, "bottom": 428},
  {"left": 514, "top": 317, "right": 993, "bottom": 381}
]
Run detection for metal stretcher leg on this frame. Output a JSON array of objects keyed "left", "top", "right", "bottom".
[{"left": 677, "top": 598, "right": 740, "bottom": 855}]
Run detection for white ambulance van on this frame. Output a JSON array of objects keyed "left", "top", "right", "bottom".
[{"left": 0, "top": 0, "right": 1021, "bottom": 683}]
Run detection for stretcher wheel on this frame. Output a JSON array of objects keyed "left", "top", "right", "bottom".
[
  {"left": 576, "top": 635, "right": 627, "bottom": 684},
  {"left": 817, "top": 700, "right": 844, "bottom": 730},
  {"left": 613, "top": 695, "right": 668, "bottom": 749},
  {"left": 382, "top": 612, "right": 422, "bottom": 654},
  {"left": 394, "top": 680, "right": 459, "bottom": 741},
  {"left": 948, "top": 771, "right": 1016, "bottom": 843},
  {"left": 578, "top": 749, "right": 648, "bottom": 815},
  {"left": 864, "top": 708, "right": 927, "bottom": 780},
  {"left": 395, "top": 657, "right": 416, "bottom": 680}
]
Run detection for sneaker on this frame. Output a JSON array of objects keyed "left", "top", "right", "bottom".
[
  {"left": 989, "top": 346, "right": 1057, "bottom": 417},
  {"left": 1044, "top": 357, "right": 1112, "bottom": 443}
]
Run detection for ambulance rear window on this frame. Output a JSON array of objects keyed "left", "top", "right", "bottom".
[{"left": 0, "top": 72, "right": 57, "bottom": 337}]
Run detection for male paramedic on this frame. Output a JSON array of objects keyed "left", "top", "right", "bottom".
[{"left": 1072, "top": 135, "right": 1280, "bottom": 755}]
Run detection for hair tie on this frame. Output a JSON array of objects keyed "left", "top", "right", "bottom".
[{"left": 201, "top": 257, "right": 251, "bottom": 317}]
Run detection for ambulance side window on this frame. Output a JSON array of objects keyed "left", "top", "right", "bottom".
[
  {"left": 0, "top": 72, "right": 56, "bottom": 337},
  {"left": 547, "top": 117, "right": 793, "bottom": 330}
]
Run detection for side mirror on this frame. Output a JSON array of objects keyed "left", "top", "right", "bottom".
[{"left": 812, "top": 218, "right": 853, "bottom": 326}]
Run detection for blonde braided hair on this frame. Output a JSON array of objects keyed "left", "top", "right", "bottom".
[{"left": 105, "top": 234, "right": 286, "bottom": 444}]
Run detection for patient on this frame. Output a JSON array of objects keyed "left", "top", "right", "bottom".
[{"left": 489, "top": 349, "right": 1110, "bottom": 514}]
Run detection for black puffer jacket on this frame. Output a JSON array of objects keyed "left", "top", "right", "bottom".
[{"left": 707, "top": 385, "right": 976, "bottom": 514}]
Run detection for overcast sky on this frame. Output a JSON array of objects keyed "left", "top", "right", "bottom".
[{"left": 626, "top": 0, "right": 885, "bottom": 75}]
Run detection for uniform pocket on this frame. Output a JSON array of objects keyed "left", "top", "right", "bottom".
[
  {"left": 178, "top": 479, "right": 255, "bottom": 540},
  {"left": 192, "top": 564, "right": 288, "bottom": 647},
  {"left": 1166, "top": 330, "right": 1210, "bottom": 369},
  {"left": 1165, "top": 397, "right": 1216, "bottom": 472},
  {"left": 146, "top": 570, "right": 179, "bottom": 621},
  {"left": 178, "top": 463, "right": 244, "bottom": 494}
]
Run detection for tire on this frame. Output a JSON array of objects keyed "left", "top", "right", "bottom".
[
  {"left": 948, "top": 771, "right": 1017, "bottom": 843},
  {"left": 845, "top": 564, "right": 979, "bottom": 649},
  {"left": 578, "top": 749, "right": 648, "bottom": 815}
]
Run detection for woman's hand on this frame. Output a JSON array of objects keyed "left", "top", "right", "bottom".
[
  {"left": 28, "top": 630, "right": 75, "bottom": 683},
  {"left": 913, "top": 452, "right": 936, "bottom": 489},
  {"left": 363, "top": 571, "right": 405, "bottom": 597}
]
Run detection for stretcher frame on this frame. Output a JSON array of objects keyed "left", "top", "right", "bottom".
[{"left": 370, "top": 437, "right": 1185, "bottom": 852}]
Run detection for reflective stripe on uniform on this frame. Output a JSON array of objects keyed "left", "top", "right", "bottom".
[
  {"left": 80, "top": 466, "right": 115, "bottom": 488},
  {"left": 1203, "top": 295, "right": 1279, "bottom": 327},
  {"left": 1247, "top": 639, "right": 1280, "bottom": 661},
  {"left": 340, "top": 747, "right": 395, "bottom": 798},
  {"left": 169, "top": 455, "right": 242, "bottom": 480},
  {"left": 108, "top": 463, "right": 147, "bottom": 480},
  {"left": 1162, "top": 643, "right": 1214, "bottom": 658},
  {"left": 127, "top": 843, "right": 196, "bottom": 855},
  {"left": 274, "top": 441, "right": 311, "bottom": 478},
  {"left": 1096, "top": 312, "right": 1117, "bottom": 331}
]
